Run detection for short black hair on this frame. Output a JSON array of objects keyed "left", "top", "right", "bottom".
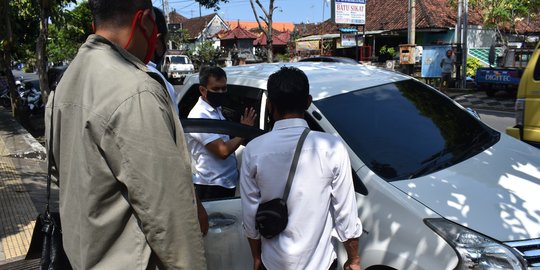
[
  {"left": 89, "top": 0, "right": 152, "bottom": 28},
  {"left": 153, "top": 7, "right": 167, "bottom": 44},
  {"left": 267, "top": 66, "right": 310, "bottom": 115},
  {"left": 199, "top": 66, "right": 227, "bottom": 87}
]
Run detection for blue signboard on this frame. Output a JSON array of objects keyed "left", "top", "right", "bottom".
[
  {"left": 421, "top": 45, "right": 451, "bottom": 78},
  {"left": 475, "top": 69, "right": 520, "bottom": 86}
]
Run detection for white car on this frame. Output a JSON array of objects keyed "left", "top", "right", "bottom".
[{"left": 177, "top": 62, "right": 540, "bottom": 270}]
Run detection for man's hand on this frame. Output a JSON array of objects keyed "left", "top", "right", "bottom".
[
  {"left": 196, "top": 196, "right": 209, "bottom": 236},
  {"left": 241, "top": 107, "right": 257, "bottom": 126},
  {"left": 344, "top": 256, "right": 361, "bottom": 270},
  {"left": 252, "top": 257, "right": 264, "bottom": 270}
]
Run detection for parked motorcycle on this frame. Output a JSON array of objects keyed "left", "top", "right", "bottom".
[{"left": 17, "top": 79, "right": 44, "bottom": 115}]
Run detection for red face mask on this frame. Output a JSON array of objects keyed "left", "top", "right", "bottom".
[{"left": 124, "top": 10, "right": 158, "bottom": 64}]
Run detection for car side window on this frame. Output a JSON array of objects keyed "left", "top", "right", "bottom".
[
  {"left": 221, "top": 85, "right": 264, "bottom": 129},
  {"left": 534, "top": 53, "right": 540, "bottom": 81},
  {"left": 179, "top": 84, "right": 264, "bottom": 130}
]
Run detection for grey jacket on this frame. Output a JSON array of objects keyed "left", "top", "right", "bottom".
[{"left": 45, "top": 35, "right": 206, "bottom": 269}]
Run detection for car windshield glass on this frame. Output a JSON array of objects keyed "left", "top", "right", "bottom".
[
  {"left": 314, "top": 79, "right": 499, "bottom": 181},
  {"left": 171, "top": 56, "right": 189, "bottom": 64}
]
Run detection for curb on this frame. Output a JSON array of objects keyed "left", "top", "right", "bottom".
[{"left": 0, "top": 108, "right": 46, "bottom": 160}]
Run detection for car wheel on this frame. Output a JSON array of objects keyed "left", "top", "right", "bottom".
[{"left": 485, "top": 85, "right": 496, "bottom": 97}]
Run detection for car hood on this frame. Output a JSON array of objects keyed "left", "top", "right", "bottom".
[{"left": 391, "top": 135, "right": 540, "bottom": 242}]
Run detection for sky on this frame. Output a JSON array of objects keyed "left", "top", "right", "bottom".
[{"left": 157, "top": 0, "right": 332, "bottom": 24}]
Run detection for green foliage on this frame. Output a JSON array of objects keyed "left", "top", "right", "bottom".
[
  {"left": 169, "top": 29, "right": 190, "bottom": 50},
  {"left": 379, "top": 45, "right": 396, "bottom": 57},
  {"left": 188, "top": 41, "right": 220, "bottom": 70},
  {"left": 466, "top": 57, "right": 484, "bottom": 78},
  {"left": 450, "top": 0, "right": 540, "bottom": 32},
  {"left": 48, "top": 1, "right": 92, "bottom": 63},
  {"left": 194, "top": 0, "right": 229, "bottom": 10},
  {"left": 275, "top": 53, "right": 289, "bottom": 62},
  {"left": 6, "top": 0, "right": 40, "bottom": 63}
]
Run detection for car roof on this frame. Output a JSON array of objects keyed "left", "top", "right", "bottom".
[
  {"left": 221, "top": 62, "right": 410, "bottom": 100},
  {"left": 299, "top": 56, "right": 359, "bottom": 64}
]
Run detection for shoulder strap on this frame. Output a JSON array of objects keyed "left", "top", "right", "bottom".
[
  {"left": 282, "top": 128, "right": 310, "bottom": 201},
  {"left": 46, "top": 92, "right": 56, "bottom": 214}
]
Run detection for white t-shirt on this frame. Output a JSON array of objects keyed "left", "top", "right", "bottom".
[
  {"left": 240, "top": 118, "right": 363, "bottom": 270},
  {"left": 186, "top": 97, "right": 238, "bottom": 188},
  {"left": 147, "top": 61, "right": 178, "bottom": 114}
]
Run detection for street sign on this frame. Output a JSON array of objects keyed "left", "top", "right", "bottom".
[
  {"left": 340, "top": 33, "right": 357, "bottom": 47},
  {"left": 331, "top": 0, "right": 366, "bottom": 25}
]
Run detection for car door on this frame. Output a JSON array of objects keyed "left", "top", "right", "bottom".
[{"left": 179, "top": 83, "right": 266, "bottom": 270}]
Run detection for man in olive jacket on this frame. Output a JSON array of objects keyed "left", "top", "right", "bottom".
[{"left": 45, "top": 0, "right": 206, "bottom": 268}]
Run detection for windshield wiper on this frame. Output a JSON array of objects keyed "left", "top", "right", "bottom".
[
  {"left": 408, "top": 131, "right": 493, "bottom": 179},
  {"left": 451, "top": 131, "right": 492, "bottom": 163},
  {"left": 408, "top": 147, "right": 454, "bottom": 179}
]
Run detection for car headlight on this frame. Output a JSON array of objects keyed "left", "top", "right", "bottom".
[{"left": 425, "top": 218, "right": 526, "bottom": 270}]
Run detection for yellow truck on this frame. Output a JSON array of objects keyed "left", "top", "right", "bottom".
[{"left": 506, "top": 42, "right": 540, "bottom": 147}]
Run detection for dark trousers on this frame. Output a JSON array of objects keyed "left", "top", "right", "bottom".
[
  {"left": 262, "top": 259, "right": 337, "bottom": 270},
  {"left": 194, "top": 184, "right": 235, "bottom": 200}
]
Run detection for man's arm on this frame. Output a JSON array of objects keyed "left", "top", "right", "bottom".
[
  {"left": 196, "top": 195, "right": 209, "bottom": 236},
  {"left": 330, "top": 141, "right": 363, "bottom": 269},
  {"left": 102, "top": 89, "right": 206, "bottom": 269},
  {"left": 239, "top": 145, "right": 263, "bottom": 268},
  {"left": 247, "top": 238, "right": 263, "bottom": 270},
  {"left": 205, "top": 107, "right": 257, "bottom": 159},
  {"left": 343, "top": 238, "right": 361, "bottom": 270}
]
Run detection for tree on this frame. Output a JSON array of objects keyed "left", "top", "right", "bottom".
[
  {"left": 249, "top": 0, "right": 276, "bottom": 63},
  {"left": 188, "top": 41, "right": 221, "bottom": 70},
  {"left": 169, "top": 29, "right": 190, "bottom": 50},
  {"left": 36, "top": 0, "right": 77, "bottom": 103},
  {"left": 194, "top": 0, "right": 276, "bottom": 63},
  {"left": 195, "top": 0, "right": 229, "bottom": 9},
  {"left": 452, "top": 0, "right": 540, "bottom": 44},
  {"left": 48, "top": 1, "right": 92, "bottom": 64},
  {"left": 0, "top": 0, "right": 41, "bottom": 119}
]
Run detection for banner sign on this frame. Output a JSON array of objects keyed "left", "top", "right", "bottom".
[
  {"left": 332, "top": 0, "right": 366, "bottom": 25},
  {"left": 296, "top": 40, "right": 320, "bottom": 51},
  {"left": 340, "top": 33, "right": 357, "bottom": 47}
]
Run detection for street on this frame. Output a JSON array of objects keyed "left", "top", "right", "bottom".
[{"left": 476, "top": 109, "right": 515, "bottom": 133}]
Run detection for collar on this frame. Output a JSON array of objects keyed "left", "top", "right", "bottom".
[
  {"left": 85, "top": 34, "right": 151, "bottom": 73},
  {"left": 197, "top": 96, "right": 218, "bottom": 112},
  {"left": 147, "top": 61, "right": 157, "bottom": 68},
  {"left": 273, "top": 118, "right": 309, "bottom": 130}
]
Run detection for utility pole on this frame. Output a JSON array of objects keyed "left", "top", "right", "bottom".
[
  {"left": 408, "top": 0, "right": 415, "bottom": 45},
  {"left": 461, "top": 0, "right": 468, "bottom": 89},
  {"left": 455, "top": 0, "right": 463, "bottom": 88},
  {"left": 406, "top": 0, "right": 416, "bottom": 75},
  {"left": 321, "top": 0, "right": 325, "bottom": 56}
]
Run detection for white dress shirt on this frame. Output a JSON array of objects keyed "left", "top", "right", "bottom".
[
  {"left": 147, "top": 61, "right": 178, "bottom": 114},
  {"left": 186, "top": 97, "right": 238, "bottom": 188},
  {"left": 240, "top": 118, "right": 363, "bottom": 270}
]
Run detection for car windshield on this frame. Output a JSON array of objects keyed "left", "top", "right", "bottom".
[
  {"left": 314, "top": 79, "right": 499, "bottom": 181},
  {"left": 171, "top": 56, "right": 190, "bottom": 64}
]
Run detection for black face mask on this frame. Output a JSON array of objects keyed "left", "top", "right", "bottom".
[{"left": 206, "top": 90, "right": 227, "bottom": 107}]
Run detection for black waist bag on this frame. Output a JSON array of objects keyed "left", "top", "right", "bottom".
[
  {"left": 255, "top": 128, "right": 309, "bottom": 239},
  {"left": 255, "top": 198, "right": 288, "bottom": 239}
]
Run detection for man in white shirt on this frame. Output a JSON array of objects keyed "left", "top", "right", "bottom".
[
  {"left": 240, "top": 66, "right": 363, "bottom": 270},
  {"left": 146, "top": 7, "right": 178, "bottom": 114},
  {"left": 187, "top": 66, "right": 256, "bottom": 199}
]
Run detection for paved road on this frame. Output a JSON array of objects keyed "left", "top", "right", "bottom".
[{"left": 476, "top": 109, "right": 515, "bottom": 134}]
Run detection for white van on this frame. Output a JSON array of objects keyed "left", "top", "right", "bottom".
[
  {"left": 178, "top": 62, "right": 540, "bottom": 270},
  {"left": 164, "top": 54, "right": 194, "bottom": 84}
]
